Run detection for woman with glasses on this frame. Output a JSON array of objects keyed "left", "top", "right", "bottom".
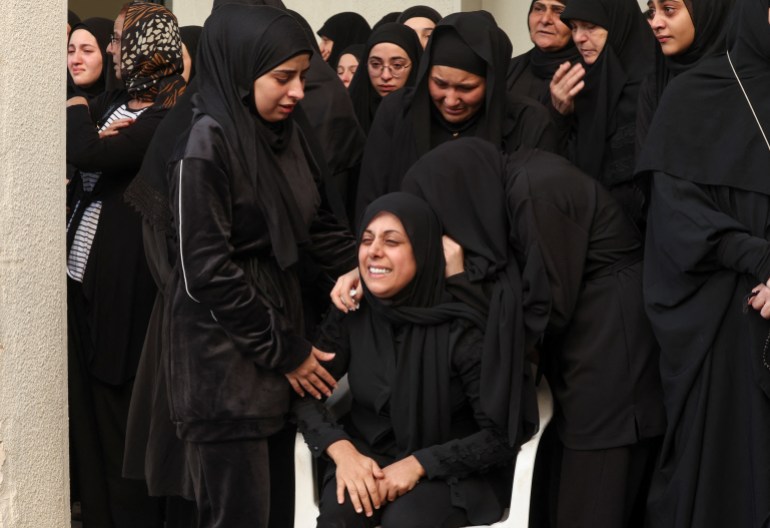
[
  {"left": 354, "top": 11, "right": 557, "bottom": 222},
  {"left": 65, "top": 2, "right": 186, "bottom": 526},
  {"left": 348, "top": 22, "right": 422, "bottom": 135}
]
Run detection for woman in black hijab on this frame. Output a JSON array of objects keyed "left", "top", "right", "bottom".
[
  {"left": 397, "top": 6, "right": 442, "bottom": 48},
  {"left": 317, "top": 12, "right": 372, "bottom": 67},
  {"left": 295, "top": 192, "right": 517, "bottom": 528},
  {"left": 354, "top": 11, "right": 557, "bottom": 222},
  {"left": 399, "top": 137, "right": 665, "bottom": 528},
  {"left": 373, "top": 11, "right": 401, "bottom": 30},
  {"left": 166, "top": 5, "right": 357, "bottom": 526},
  {"left": 347, "top": 22, "right": 422, "bottom": 135},
  {"left": 67, "top": 18, "right": 116, "bottom": 99},
  {"left": 507, "top": 0, "right": 580, "bottom": 105},
  {"left": 179, "top": 25, "right": 203, "bottom": 83},
  {"left": 637, "top": 0, "right": 770, "bottom": 525},
  {"left": 551, "top": 0, "right": 655, "bottom": 230},
  {"left": 635, "top": 0, "right": 734, "bottom": 151}
]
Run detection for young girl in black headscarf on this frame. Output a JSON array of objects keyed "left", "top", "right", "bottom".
[
  {"left": 638, "top": 0, "right": 770, "bottom": 525},
  {"left": 317, "top": 12, "right": 372, "bottom": 67},
  {"left": 166, "top": 5, "right": 357, "bottom": 526},
  {"left": 295, "top": 192, "right": 517, "bottom": 528},
  {"left": 397, "top": 5, "right": 442, "bottom": 48},
  {"left": 67, "top": 17, "right": 116, "bottom": 98},
  {"left": 347, "top": 22, "right": 422, "bottom": 135},
  {"left": 354, "top": 11, "right": 558, "bottom": 222},
  {"left": 507, "top": 0, "right": 580, "bottom": 106},
  {"left": 401, "top": 138, "right": 665, "bottom": 528},
  {"left": 66, "top": 2, "right": 186, "bottom": 526},
  {"left": 550, "top": 0, "right": 655, "bottom": 230}
]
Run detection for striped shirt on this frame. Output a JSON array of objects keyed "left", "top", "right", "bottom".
[{"left": 67, "top": 104, "right": 147, "bottom": 282}]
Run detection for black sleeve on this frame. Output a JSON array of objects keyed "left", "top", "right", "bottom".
[
  {"left": 505, "top": 95, "right": 560, "bottom": 155},
  {"left": 66, "top": 101, "right": 165, "bottom": 175},
  {"left": 292, "top": 309, "right": 354, "bottom": 457},
  {"left": 307, "top": 207, "right": 358, "bottom": 278},
  {"left": 412, "top": 327, "right": 517, "bottom": 480},
  {"left": 173, "top": 152, "right": 310, "bottom": 373},
  {"left": 446, "top": 272, "right": 491, "bottom": 316}
]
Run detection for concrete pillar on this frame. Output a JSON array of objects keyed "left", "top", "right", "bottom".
[{"left": 0, "top": 1, "right": 69, "bottom": 527}]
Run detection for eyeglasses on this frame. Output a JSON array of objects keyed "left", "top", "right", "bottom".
[
  {"left": 367, "top": 60, "right": 411, "bottom": 79},
  {"left": 108, "top": 33, "right": 121, "bottom": 45}
]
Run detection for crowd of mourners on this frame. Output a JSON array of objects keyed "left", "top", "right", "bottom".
[{"left": 64, "top": 0, "right": 770, "bottom": 527}]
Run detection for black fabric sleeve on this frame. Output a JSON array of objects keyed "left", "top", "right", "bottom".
[
  {"left": 505, "top": 95, "right": 560, "bottom": 155},
  {"left": 174, "top": 155, "right": 310, "bottom": 373},
  {"left": 307, "top": 207, "right": 358, "bottom": 277},
  {"left": 412, "top": 328, "right": 516, "bottom": 480},
  {"left": 66, "top": 102, "right": 165, "bottom": 175},
  {"left": 446, "top": 273, "right": 491, "bottom": 316},
  {"left": 292, "top": 309, "right": 354, "bottom": 456}
]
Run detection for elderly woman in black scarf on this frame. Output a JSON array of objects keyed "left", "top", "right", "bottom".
[
  {"left": 635, "top": 0, "right": 735, "bottom": 151},
  {"left": 550, "top": 0, "right": 655, "bottom": 230},
  {"left": 507, "top": 0, "right": 580, "bottom": 105},
  {"left": 347, "top": 22, "right": 422, "bottom": 135},
  {"left": 317, "top": 12, "right": 372, "bottom": 67},
  {"left": 66, "top": 2, "right": 186, "bottom": 526},
  {"left": 165, "top": 5, "right": 357, "bottom": 526},
  {"left": 397, "top": 5, "right": 442, "bottom": 48},
  {"left": 295, "top": 192, "right": 518, "bottom": 528},
  {"left": 638, "top": 0, "right": 770, "bottom": 525},
  {"left": 354, "top": 11, "right": 558, "bottom": 222}
]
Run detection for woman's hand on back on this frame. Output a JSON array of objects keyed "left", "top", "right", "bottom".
[
  {"left": 285, "top": 346, "right": 337, "bottom": 398},
  {"left": 327, "top": 439, "right": 384, "bottom": 517},
  {"left": 331, "top": 267, "right": 362, "bottom": 313}
]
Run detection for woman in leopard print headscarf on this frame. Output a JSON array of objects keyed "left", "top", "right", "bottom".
[{"left": 65, "top": 3, "right": 187, "bottom": 526}]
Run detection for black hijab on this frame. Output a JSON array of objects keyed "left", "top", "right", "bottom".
[
  {"left": 561, "top": 0, "right": 655, "bottom": 181},
  {"left": 317, "top": 12, "right": 372, "bottom": 68},
  {"left": 402, "top": 138, "right": 544, "bottom": 447},
  {"left": 347, "top": 23, "right": 422, "bottom": 134},
  {"left": 180, "top": 25, "right": 203, "bottom": 82},
  {"left": 349, "top": 192, "right": 486, "bottom": 454},
  {"left": 213, "top": 0, "right": 285, "bottom": 7},
  {"left": 373, "top": 12, "right": 401, "bottom": 30},
  {"left": 637, "top": 0, "right": 770, "bottom": 194},
  {"left": 507, "top": 0, "right": 580, "bottom": 104},
  {"left": 409, "top": 11, "right": 513, "bottom": 155},
  {"left": 397, "top": 6, "right": 442, "bottom": 24},
  {"left": 191, "top": 4, "right": 314, "bottom": 270},
  {"left": 67, "top": 17, "right": 116, "bottom": 99}
]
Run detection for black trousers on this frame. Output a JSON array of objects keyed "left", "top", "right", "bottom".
[
  {"left": 186, "top": 439, "right": 271, "bottom": 528},
  {"left": 317, "top": 477, "right": 470, "bottom": 528},
  {"left": 555, "top": 438, "right": 660, "bottom": 528}
]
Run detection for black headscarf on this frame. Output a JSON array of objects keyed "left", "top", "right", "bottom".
[
  {"left": 401, "top": 138, "right": 544, "bottom": 447},
  {"left": 347, "top": 23, "right": 422, "bottom": 134},
  {"left": 349, "top": 192, "right": 486, "bottom": 454},
  {"left": 191, "top": 4, "right": 314, "bottom": 270},
  {"left": 180, "top": 25, "right": 203, "bottom": 82},
  {"left": 67, "top": 17, "right": 116, "bottom": 98},
  {"left": 336, "top": 43, "right": 365, "bottom": 66},
  {"left": 637, "top": 0, "right": 770, "bottom": 194},
  {"left": 68, "top": 10, "right": 81, "bottom": 27},
  {"left": 213, "top": 0, "right": 285, "bottom": 7},
  {"left": 409, "top": 11, "right": 513, "bottom": 156},
  {"left": 397, "top": 6, "right": 443, "bottom": 24},
  {"left": 507, "top": 0, "right": 580, "bottom": 104},
  {"left": 373, "top": 12, "right": 401, "bottom": 30},
  {"left": 317, "top": 12, "right": 372, "bottom": 68},
  {"left": 560, "top": 0, "right": 655, "bottom": 181}
]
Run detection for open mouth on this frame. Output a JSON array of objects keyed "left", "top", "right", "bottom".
[{"left": 368, "top": 266, "right": 392, "bottom": 276}]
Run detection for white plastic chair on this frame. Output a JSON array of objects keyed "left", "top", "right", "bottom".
[{"left": 293, "top": 372, "right": 554, "bottom": 528}]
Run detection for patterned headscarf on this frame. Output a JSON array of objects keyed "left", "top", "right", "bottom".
[{"left": 119, "top": 2, "right": 186, "bottom": 109}]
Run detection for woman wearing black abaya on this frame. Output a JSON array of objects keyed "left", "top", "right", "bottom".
[
  {"left": 179, "top": 25, "right": 202, "bottom": 83},
  {"left": 551, "top": 0, "right": 655, "bottom": 230},
  {"left": 507, "top": 0, "right": 580, "bottom": 106},
  {"left": 635, "top": 0, "right": 734, "bottom": 152},
  {"left": 347, "top": 22, "right": 422, "bottom": 135},
  {"left": 354, "top": 11, "right": 558, "bottom": 222},
  {"left": 397, "top": 6, "right": 442, "bottom": 48},
  {"left": 638, "top": 0, "right": 770, "bottom": 526},
  {"left": 66, "top": 3, "right": 186, "bottom": 526},
  {"left": 166, "top": 5, "right": 357, "bottom": 526},
  {"left": 401, "top": 138, "right": 665, "bottom": 528},
  {"left": 317, "top": 12, "right": 372, "bottom": 68},
  {"left": 295, "top": 193, "right": 518, "bottom": 528}
]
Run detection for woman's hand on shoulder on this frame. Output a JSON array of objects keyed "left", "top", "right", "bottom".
[
  {"left": 285, "top": 346, "right": 337, "bottom": 399},
  {"left": 327, "top": 440, "right": 384, "bottom": 517},
  {"left": 376, "top": 455, "right": 426, "bottom": 503},
  {"left": 442, "top": 235, "right": 465, "bottom": 278},
  {"left": 550, "top": 61, "right": 585, "bottom": 116},
  {"left": 331, "top": 267, "right": 362, "bottom": 313}
]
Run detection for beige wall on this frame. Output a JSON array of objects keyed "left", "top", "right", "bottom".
[{"left": 0, "top": 1, "right": 69, "bottom": 527}]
